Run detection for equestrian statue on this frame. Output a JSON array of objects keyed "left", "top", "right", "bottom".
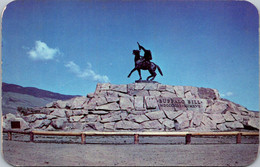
[{"left": 128, "top": 42, "right": 163, "bottom": 81}]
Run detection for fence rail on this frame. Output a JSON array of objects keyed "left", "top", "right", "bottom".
[{"left": 3, "top": 130, "right": 259, "bottom": 144}]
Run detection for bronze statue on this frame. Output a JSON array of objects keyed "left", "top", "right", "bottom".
[{"left": 128, "top": 42, "right": 163, "bottom": 81}]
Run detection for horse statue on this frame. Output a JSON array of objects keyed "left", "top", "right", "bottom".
[{"left": 128, "top": 49, "right": 163, "bottom": 81}]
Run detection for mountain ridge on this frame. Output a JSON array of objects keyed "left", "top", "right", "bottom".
[
  {"left": 2, "top": 82, "right": 79, "bottom": 100},
  {"left": 2, "top": 82, "right": 80, "bottom": 114}
]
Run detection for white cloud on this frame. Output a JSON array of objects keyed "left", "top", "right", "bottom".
[
  {"left": 65, "top": 61, "right": 110, "bottom": 83},
  {"left": 226, "top": 92, "right": 233, "bottom": 96},
  {"left": 220, "top": 91, "right": 233, "bottom": 97},
  {"left": 28, "top": 41, "right": 60, "bottom": 60}
]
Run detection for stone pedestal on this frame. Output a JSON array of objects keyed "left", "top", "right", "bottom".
[{"left": 3, "top": 83, "right": 259, "bottom": 132}]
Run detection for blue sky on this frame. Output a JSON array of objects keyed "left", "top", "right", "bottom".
[{"left": 2, "top": 0, "right": 259, "bottom": 111}]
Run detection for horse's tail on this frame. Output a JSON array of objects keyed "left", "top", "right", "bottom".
[{"left": 156, "top": 64, "right": 163, "bottom": 76}]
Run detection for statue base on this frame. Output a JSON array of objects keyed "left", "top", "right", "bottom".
[
  {"left": 3, "top": 83, "right": 259, "bottom": 133},
  {"left": 135, "top": 80, "right": 159, "bottom": 83}
]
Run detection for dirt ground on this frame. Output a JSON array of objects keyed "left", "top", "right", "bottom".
[{"left": 1, "top": 134, "right": 259, "bottom": 166}]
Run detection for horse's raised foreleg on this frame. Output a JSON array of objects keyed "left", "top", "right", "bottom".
[{"left": 128, "top": 68, "right": 137, "bottom": 78}]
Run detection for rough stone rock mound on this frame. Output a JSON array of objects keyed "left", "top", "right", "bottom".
[{"left": 3, "top": 83, "right": 259, "bottom": 132}]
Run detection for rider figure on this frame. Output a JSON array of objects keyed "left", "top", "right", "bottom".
[{"left": 137, "top": 42, "right": 152, "bottom": 67}]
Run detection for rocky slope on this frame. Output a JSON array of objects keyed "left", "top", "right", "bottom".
[{"left": 3, "top": 83, "right": 259, "bottom": 132}]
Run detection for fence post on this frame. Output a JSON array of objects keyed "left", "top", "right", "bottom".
[
  {"left": 30, "top": 132, "right": 34, "bottom": 142},
  {"left": 7, "top": 132, "right": 12, "bottom": 141},
  {"left": 81, "top": 133, "right": 86, "bottom": 144},
  {"left": 134, "top": 134, "right": 139, "bottom": 144},
  {"left": 236, "top": 133, "right": 242, "bottom": 144},
  {"left": 186, "top": 134, "right": 191, "bottom": 144}
]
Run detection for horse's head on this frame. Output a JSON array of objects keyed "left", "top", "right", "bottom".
[{"left": 132, "top": 50, "right": 140, "bottom": 56}]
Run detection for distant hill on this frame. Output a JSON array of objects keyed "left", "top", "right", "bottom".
[
  {"left": 2, "top": 82, "right": 77, "bottom": 100},
  {"left": 2, "top": 82, "right": 80, "bottom": 114}
]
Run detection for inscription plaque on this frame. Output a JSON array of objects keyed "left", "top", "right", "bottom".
[
  {"left": 157, "top": 97, "right": 207, "bottom": 112},
  {"left": 11, "top": 121, "right": 21, "bottom": 129}
]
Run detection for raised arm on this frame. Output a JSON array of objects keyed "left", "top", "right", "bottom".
[{"left": 137, "top": 42, "right": 147, "bottom": 52}]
